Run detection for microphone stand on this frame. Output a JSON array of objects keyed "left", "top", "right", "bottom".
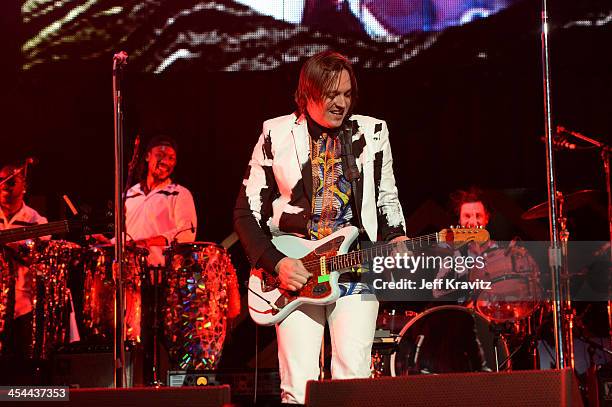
[
  {"left": 113, "top": 51, "right": 128, "bottom": 388},
  {"left": 539, "top": 0, "right": 568, "bottom": 369},
  {"left": 0, "top": 160, "right": 34, "bottom": 188},
  {"left": 558, "top": 126, "right": 612, "bottom": 344}
]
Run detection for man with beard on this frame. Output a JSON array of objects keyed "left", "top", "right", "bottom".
[
  {"left": 433, "top": 187, "right": 494, "bottom": 300},
  {"left": 118, "top": 136, "right": 198, "bottom": 384},
  {"left": 0, "top": 163, "right": 47, "bottom": 358},
  {"left": 234, "top": 51, "right": 408, "bottom": 404},
  {"left": 122, "top": 135, "right": 197, "bottom": 266}
]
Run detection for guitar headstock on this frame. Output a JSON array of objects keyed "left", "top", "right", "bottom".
[{"left": 438, "top": 227, "right": 490, "bottom": 247}]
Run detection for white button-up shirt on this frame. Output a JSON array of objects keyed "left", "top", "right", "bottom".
[
  {"left": 125, "top": 180, "right": 197, "bottom": 265},
  {"left": 0, "top": 204, "right": 48, "bottom": 318}
]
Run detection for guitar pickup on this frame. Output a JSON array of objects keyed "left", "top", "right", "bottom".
[{"left": 319, "top": 256, "right": 327, "bottom": 275}]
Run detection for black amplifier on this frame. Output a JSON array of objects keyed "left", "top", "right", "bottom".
[
  {"left": 168, "top": 369, "right": 280, "bottom": 397},
  {"left": 51, "top": 344, "right": 143, "bottom": 388}
]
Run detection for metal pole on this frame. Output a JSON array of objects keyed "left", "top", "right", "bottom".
[
  {"left": 557, "top": 127, "right": 612, "bottom": 342},
  {"left": 604, "top": 150, "right": 612, "bottom": 345},
  {"left": 540, "top": 0, "right": 566, "bottom": 369},
  {"left": 112, "top": 52, "right": 128, "bottom": 387}
]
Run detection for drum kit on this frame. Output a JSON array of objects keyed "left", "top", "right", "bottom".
[
  {"left": 372, "top": 189, "right": 612, "bottom": 379},
  {"left": 0, "top": 237, "right": 239, "bottom": 379},
  {"left": 372, "top": 244, "right": 541, "bottom": 378}
]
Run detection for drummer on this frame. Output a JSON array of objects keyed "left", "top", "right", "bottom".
[
  {"left": 0, "top": 162, "right": 48, "bottom": 358},
  {"left": 433, "top": 187, "right": 495, "bottom": 300},
  {"left": 97, "top": 135, "right": 197, "bottom": 265}
]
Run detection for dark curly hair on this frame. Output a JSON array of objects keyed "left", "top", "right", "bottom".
[{"left": 449, "top": 187, "right": 492, "bottom": 219}]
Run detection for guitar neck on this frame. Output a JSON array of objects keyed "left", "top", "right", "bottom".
[
  {"left": 328, "top": 232, "right": 441, "bottom": 272},
  {"left": 0, "top": 220, "right": 76, "bottom": 244}
]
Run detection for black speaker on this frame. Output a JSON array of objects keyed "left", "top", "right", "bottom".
[
  {"left": 590, "top": 365, "right": 612, "bottom": 407},
  {"left": 306, "top": 369, "right": 584, "bottom": 407},
  {"left": 50, "top": 346, "right": 142, "bottom": 388},
  {"left": 168, "top": 369, "right": 279, "bottom": 396},
  {"left": 16, "top": 386, "right": 231, "bottom": 407}
]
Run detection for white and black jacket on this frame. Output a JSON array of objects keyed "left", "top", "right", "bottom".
[{"left": 234, "top": 112, "right": 406, "bottom": 273}]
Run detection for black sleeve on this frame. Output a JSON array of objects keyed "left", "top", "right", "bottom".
[{"left": 233, "top": 130, "right": 286, "bottom": 273}]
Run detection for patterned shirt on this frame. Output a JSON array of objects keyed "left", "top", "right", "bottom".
[
  {"left": 308, "top": 133, "right": 353, "bottom": 240},
  {"left": 306, "top": 116, "right": 369, "bottom": 296}
]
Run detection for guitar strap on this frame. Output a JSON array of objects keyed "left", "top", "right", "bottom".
[{"left": 339, "top": 120, "right": 368, "bottom": 241}]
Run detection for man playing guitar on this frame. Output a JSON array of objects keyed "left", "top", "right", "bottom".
[{"left": 234, "top": 51, "right": 408, "bottom": 404}]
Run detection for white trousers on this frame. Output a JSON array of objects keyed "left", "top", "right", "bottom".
[{"left": 276, "top": 294, "right": 379, "bottom": 404}]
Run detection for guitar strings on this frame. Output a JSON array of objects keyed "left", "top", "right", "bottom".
[{"left": 299, "top": 232, "right": 441, "bottom": 270}]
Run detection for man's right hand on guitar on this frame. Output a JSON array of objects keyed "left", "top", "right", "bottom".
[{"left": 275, "top": 257, "right": 312, "bottom": 291}]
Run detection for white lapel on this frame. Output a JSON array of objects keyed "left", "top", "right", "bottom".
[{"left": 290, "top": 114, "right": 310, "bottom": 166}]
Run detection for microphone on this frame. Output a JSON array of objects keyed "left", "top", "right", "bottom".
[
  {"left": 113, "top": 51, "right": 128, "bottom": 65},
  {"left": 25, "top": 157, "right": 38, "bottom": 165},
  {"left": 172, "top": 222, "right": 196, "bottom": 244}
]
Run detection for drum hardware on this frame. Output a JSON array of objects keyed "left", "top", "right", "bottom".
[
  {"left": 523, "top": 189, "right": 586, "bottom": 369},
  {"left": 144, "top": 265, "right": 165, "bottom": 387},
  {"left": 528, "top": 125, "right": 611, "bottom": 367},
  {"left": 171, "top": 223, "right": 196, "bottom": 245},
  {"left": 376, "top": 309, "right": 418, "bottom": 335},
  {"left": 0, "top": 158, "right": 36, "bottom": 190},
  {"left": 82, "top": 244, "right": 148, "bottom": 344},
  {"left": 371, "top": 331, "right": 399, "bottom": 378},
  {"left": 521, "top": 190, "right": 601, "bottom": 221},
  {"left": 558, "top": 127, "right": 612, "bottom": 356},
  {"left": 493, "top": 314, "right": 543, "bottom": 371},
  {"left": 389, "top": 305, "right": 509, "bottom": 376},
  {"left": 412, "top": 334, "right": 426, "bottom": 373}
]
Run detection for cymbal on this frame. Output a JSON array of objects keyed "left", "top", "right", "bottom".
[{"left": 522, "top": 189, "right": 601, "bottom": 220}]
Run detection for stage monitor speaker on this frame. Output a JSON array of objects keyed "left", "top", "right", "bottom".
[
  {"left": 306, "top": 369, "right": 583, "bottom": 407},
  {"left": 168, "top": 369, "right": 280, "bottom": 397},
  {"left": 50, "top": 348, "right": 142, "bottom": 388},
  {"left": 18, "top": 386, "right": 231, "bottom": 407},
  {"left": 592, "top": 365, "right": 612, "bottom": 407}
]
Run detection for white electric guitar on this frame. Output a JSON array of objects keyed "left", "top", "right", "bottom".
[{"left": 248, "top": 225, "right": 489, "bottom": 326}]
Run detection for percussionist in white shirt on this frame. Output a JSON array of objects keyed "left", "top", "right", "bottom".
[{"left": 124, "top": 135, "right": 197, "bottom": 266}]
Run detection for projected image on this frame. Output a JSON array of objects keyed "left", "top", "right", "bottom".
[
  {"left": 22, "top": 0, "right": 522, "bottom": 72},
  {"left": 235, "top": 0, "right": 513, "bottom": 37}
]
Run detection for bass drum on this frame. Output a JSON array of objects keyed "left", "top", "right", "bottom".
[{"left": 391, "top": 306, "right": 509, "bottom": 375}]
